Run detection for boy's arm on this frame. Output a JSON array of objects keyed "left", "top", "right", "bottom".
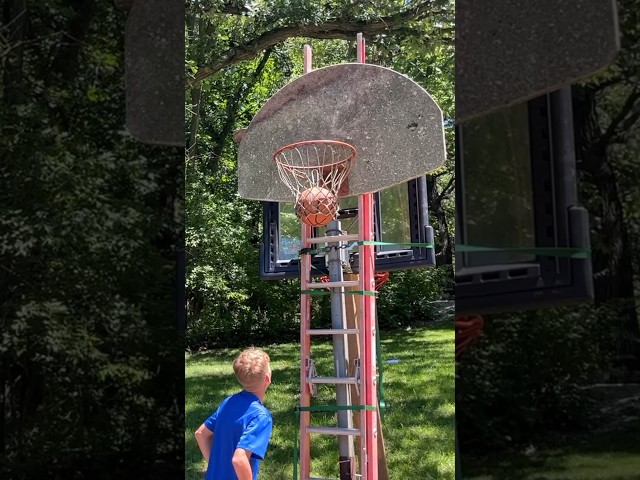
[
  {"left": 194, "top": 423, "right": 214, "bottom": 464},
  {"left": 232, "top": 448, "right": 253, "bottom": 480}
]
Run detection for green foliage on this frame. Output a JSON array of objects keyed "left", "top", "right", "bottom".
[
  {"left": 185, "top": 0, "right": 455, "bottom": 348},
  {"left": 2, "top": 1, "right": 182, "bottom": 477},
  {"left": 377, "top": 267, "right": 454, "bottom": 329},
  {"left": 186, "top": 323, "right": 455, "bottom": 479},
  {"left": 457, "top": 302, "right": 621, "bottom": 453}
]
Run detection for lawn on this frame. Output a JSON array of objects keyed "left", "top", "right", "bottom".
[
  {"left": 185, "top": 321, "right": 455, "bottom": 480},
  {"left": 463, "top": 430, "right": 640, "bottom": 480}
]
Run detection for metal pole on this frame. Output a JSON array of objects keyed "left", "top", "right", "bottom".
[{"left": 326, "top": 219, "right": 355, "bottom": 480}]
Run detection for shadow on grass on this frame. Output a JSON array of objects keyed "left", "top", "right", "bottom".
[
  {"left": 186, "top": 322, "right": 455, "bottom": 480},
  {"left": 463, "top": 429, "right": 640, "bottom": 480}
]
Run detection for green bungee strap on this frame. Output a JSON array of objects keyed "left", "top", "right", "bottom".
[
  {"left": 456, "top": 244, "right": 590, "bottom": 259},
  {"left": 299, "top": 241, "right": 590, "bottom": 259},
  {"left": 300, "top": 289, "right": 378, "bottom": 296},
  {"left": 300, "top": 240, "right": 434, "bottom": 256}
]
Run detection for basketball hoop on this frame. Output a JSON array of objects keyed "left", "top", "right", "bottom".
[{"left": 274, "top": 140, "right": 356, "bottom": 226}]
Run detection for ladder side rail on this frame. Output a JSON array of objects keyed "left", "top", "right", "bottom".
[{"left": 300, "top": 222, "right": 313, "bottom": 479}]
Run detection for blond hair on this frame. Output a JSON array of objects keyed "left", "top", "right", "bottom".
[{"left": 233, "top": 347, "right": 270, "bottom": 391}]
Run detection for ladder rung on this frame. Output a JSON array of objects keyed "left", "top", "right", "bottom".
[
  {"left": 307, "top": 328, "right": 359, "bottom": 335},
  {"left": 309, "top": 376, "right": 358, "bottom": 385},
  {"left": 307, "top": 234, "right": 360, "bottom": 244},
  {"left": 307, "top": 281, "right": 359, "bottom": 289},
  {"left": 308, "top": 476, "right": 362, "bottom": 480},
  {"left": 307, "top": 426, "right": 361, "bottom": 436}
]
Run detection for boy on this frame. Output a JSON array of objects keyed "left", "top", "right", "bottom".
[{"left": 195, "top": 347, "right": 273, "bottom": 480}]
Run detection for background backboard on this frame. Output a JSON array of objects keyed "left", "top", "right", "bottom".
[
  {"left": 124, "top": 0, "right": 184, "bottom": 146},
  {"left": 237, "top": 62, "right": 446, "bottom": 202},
  {"left": 457, "top": 0, "right": 619, "bottom": 122}
]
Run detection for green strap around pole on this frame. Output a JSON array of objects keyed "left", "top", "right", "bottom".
[
  {"left": 300, "top": 289, "right": 378, "bottom": 296},
  {"left": 292, "top": 404, "right": 378, "bottom": 480},
  {"left": 299, "top": 240, "right": 434, "bottom": 256},
  {"left": 357, "top": 240, "right": 434, "bottom": 248},
  {"left": 300, "top": 241, "right": 590, "bottom": 259}
]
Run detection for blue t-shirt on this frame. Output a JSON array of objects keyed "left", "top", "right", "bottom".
[{"left": 204, "top": 390, "right": 273, "bottom": 480}]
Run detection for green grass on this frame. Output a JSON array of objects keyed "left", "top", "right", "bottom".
[
  {"left": 463, "top": 430, "right": 640, "bottom": 480},
  {"left": 186, "top": 321, "right": 455, "bottom": 480}
]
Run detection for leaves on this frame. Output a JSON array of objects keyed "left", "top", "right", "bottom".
[
  {"left": 1, "top": 1, "right": 183, "bottom": 476},
  {"left": 185, "top": 0, "right": 455, "bottom": 348}
]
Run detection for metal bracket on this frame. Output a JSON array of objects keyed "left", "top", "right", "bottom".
[
  {"left": 306, "top": 357, "right": 318, "bottom": 396},
  {"left": 354, "top": 358, "right": 361, "bottom": 396}
]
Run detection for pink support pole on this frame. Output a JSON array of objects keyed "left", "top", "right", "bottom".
[
  {"left": 303, "top": 44, "right": 312, "bottom": 74},
  {"left": 357, "top": 33, "right": 366, "bottom": 64},
  {"left": 300, "top": 224, "right": 312, "bottom": 479},
  {"left": 299, "top": 44, "right": 313, "bottom": 480},
  {"left": 358, "top": 193, "right": 378, "bottom": 480},
  {"left": 356, "top": 32, "right": 378, "bottom": 480}
]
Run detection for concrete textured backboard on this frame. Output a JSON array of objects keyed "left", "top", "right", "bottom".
[
  {"left": 125, "top": 0, "right": 184, "bottom": 146},
  {"left": 457, "top": 0, "right": 619, "bottom": 122},
  {"left": 237, "top": 63, "right": 446, "bottom": 202}
]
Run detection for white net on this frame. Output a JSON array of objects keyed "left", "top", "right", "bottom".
[
  {"left": 273, "top": 140, "right": 356, "bottom": 226},
  {"left": 274, "top": 140, "right": 355, "bottom": 198}
]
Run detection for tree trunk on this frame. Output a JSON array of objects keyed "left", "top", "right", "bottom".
[
  {"left": 427, "top": 175, "right": 453, "bottom": 265},
  {"left": 573, "top": 85, "right": 640, "bottom": 363},
  {"left": 187, "top": 85, "right": 202, "bottom": 154}
]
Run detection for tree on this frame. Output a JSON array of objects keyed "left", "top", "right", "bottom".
[
  {"left": 185, "top": 0, "right": 455, "bottom": 346},
  {"left": 1, "top": 2, "right": 182, "bottom": 477},
  {"left": 572, "top": 0, "right": 640, "bottom": 361}
]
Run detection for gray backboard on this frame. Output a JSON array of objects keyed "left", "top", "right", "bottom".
[
  {"left": 457, "top": 0, "right": 619, "bottom": 122},
  {"left": 125, "top": 0, "right": 184, "bottom": 146},
  {"left": 237, "top": 63, "right": 446, "bottom": 202}
]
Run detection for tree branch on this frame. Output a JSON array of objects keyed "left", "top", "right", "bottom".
[
  {"left": 207, "top": 47, "right": 274, "bottom": 174},
  {"left": 434, "top": 175, "right": 454, "bottom": 206},
  {"left": 610, "top": 108, "right": 640, "bottom": 144},
  {"left": 597, "top": 88, "right": 640, "bottom": 149},
  {"left": 187, "top": 3, "right": 442, "bottom": 88}
]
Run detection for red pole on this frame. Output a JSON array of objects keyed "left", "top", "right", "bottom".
[
  {"left": 299, "top": 44, "right": 313, "bottom": 480},
  {"left": 299, "top": 223, "right": 312, "bottom": 479},
  {"left": 356, "top": 32, "right": 378, "bottom": 480}
]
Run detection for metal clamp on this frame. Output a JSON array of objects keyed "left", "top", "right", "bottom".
[{"left": 306, "top": 358, "right": 318, "bottom": 396}]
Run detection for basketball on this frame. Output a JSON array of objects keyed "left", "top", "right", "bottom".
[{"left": 295, "top": 187, "right": 338, "bottom": 226}]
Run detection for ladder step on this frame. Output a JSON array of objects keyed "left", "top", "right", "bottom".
[
  {"left": 307, "top": 234, "right": 360, "bottom": 244},
  {"left": 307, "top": 280, "right": 359, "bottom": 289},
  {"left": 307, "top": 426, "right": 361, "bottom": 436},
  {"left": 307, "top": 328, "right": 359, "bottom": 335},
  {"left": 309, "top": 376, "right": 358, "bottom": 385}
]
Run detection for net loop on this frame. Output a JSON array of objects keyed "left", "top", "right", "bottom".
[{"left": 273, "top": 140, "right": 356, "bottom": 201}]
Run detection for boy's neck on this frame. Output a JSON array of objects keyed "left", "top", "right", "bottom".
[{"left": 245, "top": 388, "right": 266, "bottom": 403}]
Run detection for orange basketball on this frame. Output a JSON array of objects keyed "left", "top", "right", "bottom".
[{"left": 295, "top": 187, "right": 338, "bottom": 226}]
